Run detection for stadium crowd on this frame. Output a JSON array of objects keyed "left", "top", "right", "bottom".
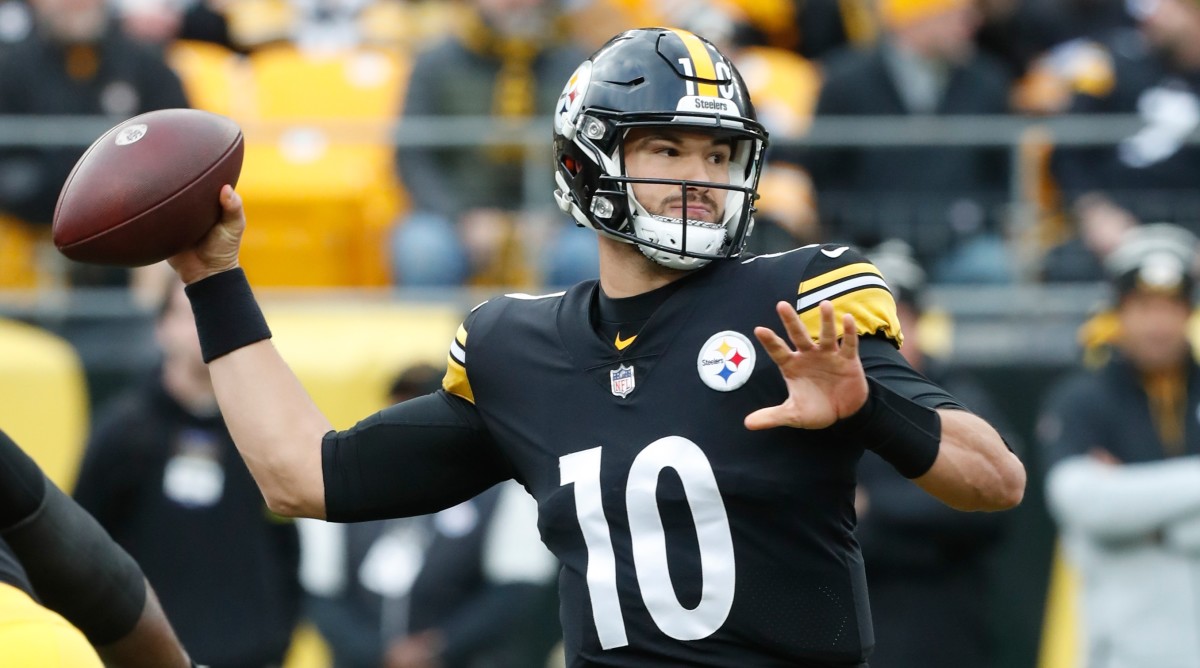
[{"left": 0, "top": 0, "right": 1195, "bottom": 289}]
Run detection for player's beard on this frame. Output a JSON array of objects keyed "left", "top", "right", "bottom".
[
  {"left": 651, "top": 190, "right": 723, "bottom": 225},
  {"left": 622, "top": 184, "right": 732, "bottom": 271}
]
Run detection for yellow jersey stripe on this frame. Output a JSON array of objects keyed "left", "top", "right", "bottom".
[
  {"left": 797, "top": 287, "right": 902, "bottom": 345},
  {"left": 442, "top": 357, "right": 475, "bottom": 404},
  {"left": 797, "top": 262, "right": 883, "bottom": 296},
  {"left": 670, "top": 28, "right": 719, "bottom": 97},
  {"left": 444, "top": 322, "right": 473, "bottom": 402}
]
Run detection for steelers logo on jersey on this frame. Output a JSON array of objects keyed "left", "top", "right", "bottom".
[{"left": 697, "top": 330, "right": 756, "bottom": 392}]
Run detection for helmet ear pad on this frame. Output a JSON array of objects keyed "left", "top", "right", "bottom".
[
  {"left": 554, "top": 131, "right": 632, "bottom": 238},
  {"left": 554, "top": 136, "right": 600, "bottom": 229}
]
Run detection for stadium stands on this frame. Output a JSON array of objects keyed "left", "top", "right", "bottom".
[
  {"left": 166, "top": 40, "right": 411, "bottom": 287},
  {"left": 0, "top": 318, "right": 87, "bottom": 490}
]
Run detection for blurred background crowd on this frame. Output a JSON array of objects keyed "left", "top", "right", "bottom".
[
  {"left": 3, "top": 0, "right": 1200, "bottom": 666},
  {"left": 3, "top": 0, "right": 1200, "bottom": 292}
]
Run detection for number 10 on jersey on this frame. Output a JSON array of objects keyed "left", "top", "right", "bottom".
[{"left": 560, "top": 436, "right": 736, "bottom": 649}]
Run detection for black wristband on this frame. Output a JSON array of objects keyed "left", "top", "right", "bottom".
[
  {"left": 184, "top": 268, "right": 271, "bottom": 363},
  {"left": 835, "top": 377, "right": 941, "bottom": 478}
]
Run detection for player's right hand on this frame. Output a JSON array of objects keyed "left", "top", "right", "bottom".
[
  {"left": 168, "top": 184, "right": 245, "bottom": 284},
  {"left": 744, "top": 300, "right": 869, "bottom": 431}
]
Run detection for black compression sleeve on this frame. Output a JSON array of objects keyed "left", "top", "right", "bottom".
[
  {"left": 0, "top": 429, "right": 46, "bottom": 529},
  {"left": 838, "top": 337, "right": 968, "bottom": 478},
  {"left": 323, "top": 391, "right": 515, "bottom": 522},
  {"left": 3, "top": 479, "right": 146, "bottom": 645},
  {"left": 837, "top": 378, "right": 941, "bottom": 478},
  {"left": 858, "top": 336, "right": 964, "bottom": 411}
]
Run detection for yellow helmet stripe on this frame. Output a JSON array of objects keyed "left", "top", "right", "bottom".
[{"left": 669, "top": 28, "right": 719, "bottom": 98}]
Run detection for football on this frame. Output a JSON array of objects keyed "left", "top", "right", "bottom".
[{"left": 52, "top": 108, "right": 244, "bottom": 266}]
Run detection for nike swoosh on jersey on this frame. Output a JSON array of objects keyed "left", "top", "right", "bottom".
[
  {"left": 614, "top": 333, "right": 637, "bottom": 350},
  {"left": 821, "top": 246, "right": 850, "bottom": 258}
]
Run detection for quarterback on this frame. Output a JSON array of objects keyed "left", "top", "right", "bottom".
[{"left": 168, "top": 28, "right": 1024, "bottom": 667}]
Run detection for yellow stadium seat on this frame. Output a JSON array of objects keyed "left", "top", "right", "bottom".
[
  {"left": 248, "top": 45, "right": 409, "bottom": 122},
  {"left": 236, "top": 46, "right": 411, "bottom": 287},
  {"left": 262, "top": 299, "right": 461, "bottom": 428},
  {"left": 265, "top": 300, "right": 461, "bottom": 668},
  {"left": 360, "top": 0, "right": 463, "bottom": 51},
  {"left": 166, "top": 40, "right": 249, "bottom": 117},
  {"left": 0, "top": 214, "right": 44, "bottom": 289},
  {"left": 0, "top": 319, "right": 88, "bottom": 490},
  {"left": 238, "top": 141, "right": 399, "bottom": 287},
  {"left": 225, "top": 0, "right": 294, "bottom": 50},
  {"left": 735, "top": 46, "right": 821, "bottom": 139}
]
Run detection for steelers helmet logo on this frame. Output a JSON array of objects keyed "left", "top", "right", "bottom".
[
  {"left": 697, "top": 330, "right": 756, "bottom": 392},
  {"left": 554, "top": 60, "right": 592, "bottom": 138}
]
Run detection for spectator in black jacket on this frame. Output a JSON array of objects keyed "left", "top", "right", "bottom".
[
  {"left": 0, "top": 0, "right": 188, "bottom": 286},
  {"left": 73, "top": 277, "right": 301, "bottom": 668},
  {"left": 856, "top": 241, "right": 1014, "bottom": 667},
  {"left": 1046, "top": 0, "right": 1200, "bottom": 281},
  {"left": 805, "top": 0, "right": 1014, "bottom": 283}
]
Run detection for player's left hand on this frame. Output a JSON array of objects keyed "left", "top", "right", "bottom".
[{"left": 745, "top": 300, "right": 869, "bottom": 431}]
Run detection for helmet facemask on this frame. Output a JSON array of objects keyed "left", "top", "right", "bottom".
[
  {"left": 551, "top": 28, "right": 770, "bottom": 271},
  {"left": 555, "top": 111, "right": 766, "bottom": 270}
]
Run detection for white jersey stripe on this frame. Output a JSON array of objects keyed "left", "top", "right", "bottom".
[{"left": 796, "top": 274, "right": 890, "bottom": 312}]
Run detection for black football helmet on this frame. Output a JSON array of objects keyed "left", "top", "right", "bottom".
[{"left": 552, "top": 28, "right": 769, "bottom": 270}]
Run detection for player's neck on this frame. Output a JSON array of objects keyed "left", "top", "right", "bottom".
[{"left": 597, "top": 236, "right": 690, "bottom": 298}]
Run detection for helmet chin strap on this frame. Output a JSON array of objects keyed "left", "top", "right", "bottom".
[
  {"left": 628, "top": 188, "right": 728, "bottom": 270},
  {"left": 635, "top": 213, "right": 744, "bottom": 269}
]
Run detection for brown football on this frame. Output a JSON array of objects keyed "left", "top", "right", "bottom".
[{"left": 52, "top": 108, "right": 244, "bottom": 266}]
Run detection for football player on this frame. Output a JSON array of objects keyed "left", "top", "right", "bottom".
[
  {"left": 0, "top": 428, "right": 193, "bottom": 667},
  {"left": 168, "top": 28, "right": 1025, "bottom": 667}
]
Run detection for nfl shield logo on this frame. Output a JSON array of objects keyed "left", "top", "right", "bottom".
[{"left": 610, "top": 364, "right": 635, "bottom": 398}]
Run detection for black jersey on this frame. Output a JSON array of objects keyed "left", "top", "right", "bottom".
[{"left": 324, "top": 243, "right": 961, "bottom": 667}]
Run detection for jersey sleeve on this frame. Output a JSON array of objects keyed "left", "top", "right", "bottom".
[
  {"left": 794, "top": 245, "right": 903, "bottom": 347},
  {"left": 322, "top": 391, "right": 514, "bottom": 523}
]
